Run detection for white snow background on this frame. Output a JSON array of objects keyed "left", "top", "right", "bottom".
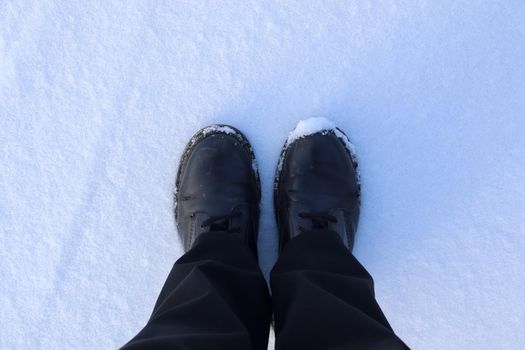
[{"left": 1, "top": 1, "right": 525, "bottom": 349}]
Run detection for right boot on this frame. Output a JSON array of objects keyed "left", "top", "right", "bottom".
[
  {"left": 175, "top": 125, "right": 260, "bottom": 255},
  {"left": 274, "top": 119, "right": 361, "bottom": 252}
]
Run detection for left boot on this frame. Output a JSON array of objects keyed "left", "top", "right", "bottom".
[{"left": 175, "top": 125, "right": 260, "bottom": 254}]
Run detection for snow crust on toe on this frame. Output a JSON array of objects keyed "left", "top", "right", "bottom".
[
  {"left": 286, "top": 117, "right": 357, "bottom": 155},
  {"left": 200, "top": 125, "right": 237, "bottom": 136},
  {"left": 287, "top": 117, "right": 338, "bottom": 144}
]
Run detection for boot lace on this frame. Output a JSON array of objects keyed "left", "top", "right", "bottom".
[
  {"left": 201, "top": 211, "right": 242, "bottom": 233},
  {"left": 298, "top": 212, "right": 337, "bottom": 232}
]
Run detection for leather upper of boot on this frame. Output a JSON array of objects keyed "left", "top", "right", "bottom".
[
  {"left": 176, "top": 128, "right": 260, "bottom": 253},
  {"left": 275, "top": 131, "right": 360, "bottom": 252}
]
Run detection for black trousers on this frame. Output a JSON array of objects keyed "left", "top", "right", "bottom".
[{"left": 122, "top": 230, "right": 408, "bottom": 349}]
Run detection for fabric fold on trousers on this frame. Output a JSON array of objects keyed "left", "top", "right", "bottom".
[
  {"left": 122, "top": 229, "right": 408, "bottom": 349},
  {"left": 270, "top": 229, "right": 409, "bottom": 350},
  {"left": 121, "top": 232, "right": 272, "bottom": 350}
]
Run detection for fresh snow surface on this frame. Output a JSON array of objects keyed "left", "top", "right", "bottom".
[{"left": 1, "top": 1, "right": 525, "bottom": 349}]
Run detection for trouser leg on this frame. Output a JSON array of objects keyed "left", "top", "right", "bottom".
[
  {"left": 122, "top": 232, "right": 272, "bottom": 350},
  {"left": 270, "top": 230, "right": 409, "bottom": 350}
]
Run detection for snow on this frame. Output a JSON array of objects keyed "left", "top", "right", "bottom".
[
  {"left": 200, "top": 125, "right": 238, "bottom": 136},
  {"left": 286, "top": 117, "right": 357, "bottom": 154},
  {"left": 1, "top": 1, "right": 525, "bottom": 349},
  {"left": 286, "top": 117, "right": 338, "bottom": 144}
]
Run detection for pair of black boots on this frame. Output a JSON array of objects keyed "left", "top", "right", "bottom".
[
  {"left": 122, "top": 122, "right": 408, "bottom": 350},
  {"left": 176, "top": 124, "right": 359, "bottom": 258}
]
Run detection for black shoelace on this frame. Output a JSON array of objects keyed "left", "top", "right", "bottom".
[
  {"left": 200, "top": 210, "right": 242, "bottom": 233},
  {"left": 298, "top": 212, "right": 337, "bottom": 232}
]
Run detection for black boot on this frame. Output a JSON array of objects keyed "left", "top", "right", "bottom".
[
  {"left": 175, "top": 125, "right": 261, "bottom": 254},
  {"left": 274, "top": 126, "right": 360, "bottom": 252}
]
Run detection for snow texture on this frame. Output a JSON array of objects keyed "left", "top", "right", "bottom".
[{"left": 1, "top": 1, "right": 525, "bottom": 349}]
